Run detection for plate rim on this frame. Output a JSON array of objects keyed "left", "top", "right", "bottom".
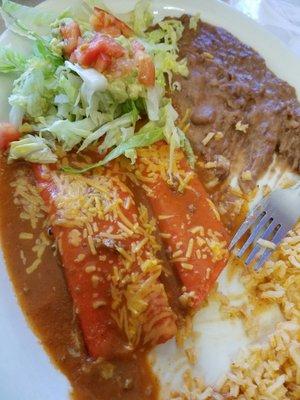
[{"left": 0, "top": 1, "right": 299, "bottom": 399}]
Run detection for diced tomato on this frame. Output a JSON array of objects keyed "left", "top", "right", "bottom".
[
  {"left": 0, "top": 122, "right": 20, "bottom": 151},
  {"left": 90, "top": 8, "right": 116, "bottom": 29},
  {"left": 100, "top": 25, "right": 122, "bottom": 38},
  {"left": 109, "top": 57, "right": 134, "bottom": 78},
  {"left": 75, "top": 34, "right": 125, "bottom": 68},
  {"left": 69, "top": 51, "right": 77, "bottom": 64},
  {"left": 60, "top": 20, "right": 81, "bottom": 58},
  {"left": 131, "top": 39, "right": 145, "bottom": 53},
  {"left": 93, "top": 33, "right": 125, "bottom": 58},
  {"left": 135, "top": 51, "right": 156, "bottom": 87},
  {"left": 94, "top": 53, "right": 112, "bottom": 73},
  {"left": 91, "top": 7, "right": 133, "bottom": 38}
]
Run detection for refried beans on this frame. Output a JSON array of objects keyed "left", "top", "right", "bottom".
[{"left": 171, "top": 16, "right": 300, "bottom": 199}]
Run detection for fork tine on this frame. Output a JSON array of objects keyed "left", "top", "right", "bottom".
[
  {"left": 229, "top": 203, "right": 266, "bottom": 250},
  {"left": 236, "top": 212, "right": 271, "bottom": 258},
  {"left": 245, "top": 220, "right": 277, "bottom": 265},
  {"left": 253, "top": 248, "right": 273, "bottom": 271},
  {"left": 254, "top": 225, "right": 288, "bottom": 271}
]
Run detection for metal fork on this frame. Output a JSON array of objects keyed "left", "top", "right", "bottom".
[{"left": 229, "top": 182, "right": 300, "bottom": 271}]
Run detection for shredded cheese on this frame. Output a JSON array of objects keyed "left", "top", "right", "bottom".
[{"left": 202, "top": 131, "right": 216, "bottom": 146}]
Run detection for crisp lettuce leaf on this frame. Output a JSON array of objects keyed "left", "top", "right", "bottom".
[
  {"left": 1, "top": 1, "right": 65, "bottom": 70},
  {"left": 138, "top": 39, "right": 173, "bottom": 54},
  {"left": 9, "top": 59, "right": 56, "bottom": 119},
  {"left": 40, "top": 118, "right": 97, "bottom": 151},
  {"left": 33, "top": 38, "right": 63, "bottom": 70},
  {"left": 1, "top": 0, "right": 57, "bottom": 37},
  {"left": 97, "top": 127, "right": 120, "bottom": 154},
  {"left": 102, "top": 126, "right": 163, "bottom": 164},
  {"left": 161, "top": 103, "right": 195, "bottom": 169},
  {"left": 54, "top": 67, "right": 83, "bottom": 120},
  {"left": 124, "top": 148, "right": 137, "bottom": 164},
  {"left": 98, "top": 126, "right": 133, "bottom": 152},
  {"left": 9, "top": 104, "right": 24, "bottom": 128},
  {"left": 79, "top": 110, "right": 138, "bottom": 151},
  {"left": 0, "top": 46, "right": 26, "bottom": 74},
  {"left": 145, "top": 19, "right": 185, "bottom": 49},
  {"left": 154, "top": 52, "right": 188, "bottom": 81},
  {"left": 189, "top": 13, "right": 200, "bottom": 30},
  {"left": 81, "top": 0, "right": 108, "bottom": 12},
  {"left": 140, "top": 103, "right": 195, "bottom": 172},
  {"left": 177, "top": 128, "right": 196, "bottom": 168},
  {"left": 65, "top": 61, "right": 108, "bottom": 93},
  {"left": 98, "top": 125, "right": 134, "bottom": 154},
  {"left": 161, "top": 103, "right": 178, "bottom": 142},
  {"left": 65, "top": 61, "right": 108, "bottom": 117},
  {"left": 62, "top": 125, "right": 163, "bottom": 174},
  {"left": 8, "top": 134, "right": 57, "bottom": 163},
  {"left": 145, "top": 85, "right": 163, "bottom": 121}
]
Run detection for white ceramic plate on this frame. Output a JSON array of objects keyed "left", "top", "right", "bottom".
[{"left": 0, "top": 1, "right": 299, "bottom": 399}]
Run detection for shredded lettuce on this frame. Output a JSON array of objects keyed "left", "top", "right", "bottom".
[
  {"left": 1, "top": 0, "right": 57, "bottom": 37},
  {"left": 135, "top": 18, "right": 189, "bottom": 89},
  {"left": 178, "top": 128, "right": 196, "bottom": 168},
  {"left": 0, "top": 0, "right": 194, "bottom": 170},
  {"left": 8, "top": 134, "right": 57, "bottom": 163},
  {"left": 40, "top": 118, "right": 97, "bottom": 151},
  {"left": 159, "top": 103, "right": 195, "bottom": 170},
  {"left": 79, "top": 110, "right": 138, "bottom": 151},
  {"left": 9, "top": 104, "right": 24, "bottom": 128},
  {"left": 162, "top": 103, "right": 179, "bottom": 142},
  {"left": 9, "top": 59, "right": 56, "bottom": 119},
  {"left": 158, "top": 20, "right": 184, "bottom": 49},
  {"left": 154, "top": 51, "right": 188, "bottom": 85},
  {"left": 54, "top": 69, "right": 83, "bottom": 120},
  {"left": 97, "top": 127, "right": 120, "bottom": 154},
  {"left": 0, "top": 46, "right": 26, "bottom": 74},
  {"left": 62, "top": 102, "right": 193, "bottom": 174},
  {"left": 65, "top": 61, "right": 108, "bottom": 108},
  {"left": 0, "top": 0, "right": 64, "bottom": 72},
  {"left": 102, "top": 126, "right": 163, "bottom": 164},
  {"left": 145, "top": 85, "right": 163, "bottom": 121},
  {"left": 62, "top": 126, "right": 163, "bottom": 174},
  {"left": 98, "top": 125, "right": 134, "bottom": 155},
  {"left": 33, "top": 38, "right": 63, "bottom": 69},
  {"left": 189, "top": 13, "right": 200, "bottom": 31},
  {"left": 81, "top": 0, "right": 107, "bottom": 12},
  {"left": 129, "top": 0, "right": 153, "bottom": 37}
]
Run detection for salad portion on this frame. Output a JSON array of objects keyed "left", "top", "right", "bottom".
[{"left": 0, "top": 0, "right": 193, "bottom": 172}]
